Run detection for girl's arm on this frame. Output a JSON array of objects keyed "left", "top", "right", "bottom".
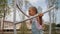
[
  {"left": 30, "top": 20, "right": 32, "bottom": 24},
  {"left": 37, "top": 13, "right": 43, "bottom": 25}
]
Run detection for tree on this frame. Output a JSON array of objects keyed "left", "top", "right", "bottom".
[
  {"left": 20, "top": 22, "right": 28, "bottom": 34},
  {"left": 43, "top": 24, "right": 49, "bottom": 31},
  {"left": 46, "top": 0, "right": 58, "bottom": 34},
  {"left": 0, "top": 0, "right": 10, "bottom": 34},
  {"left": 56, "top": 24, "right": 60, "bottom": 27},
  {"left": 0, "top": 0, "right": 11, "bottom": 18},
  {"left": 51, "top": 23, "right": 56, "bottom": 34}
]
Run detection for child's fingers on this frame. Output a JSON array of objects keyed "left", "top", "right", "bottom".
[{"left": 39, "top": 13, "right": 43, "bottom": 17}]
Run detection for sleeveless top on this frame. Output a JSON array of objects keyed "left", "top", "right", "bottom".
[{"left": 32, "top": 18, "right": 42, "bottom": 30}]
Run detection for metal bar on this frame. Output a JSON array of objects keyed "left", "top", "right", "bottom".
[
  {"left": 13, "top": 0, "right": 17, "bottom": 34},
  {"left": 16, "top": 4, "right": 29, "bottom": 17},
  {"left": 15, "top": 5, "right": 55, "bottom": 24},
  {"left": 49, "top": 11, "right": 51, "bottom": 34}
]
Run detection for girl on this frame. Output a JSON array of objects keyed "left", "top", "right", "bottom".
[{"left": 29, "top": 6, "right": 43, "bottom": 34}]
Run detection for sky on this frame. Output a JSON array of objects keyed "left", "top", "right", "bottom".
[{"left": 5, "top": 0, "right": 60, "bottom": 24}]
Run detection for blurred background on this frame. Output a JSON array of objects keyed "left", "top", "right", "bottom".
[{"left": 0, "top": 0, "right": 60, "bottom": 34}]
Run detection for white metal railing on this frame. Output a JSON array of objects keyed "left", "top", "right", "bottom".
[
  {"left": 16, "top": 4, "right": 55, "bottom": 24},
  {"left": 0, "top": 0, "right": 56, "bottom": 34}
]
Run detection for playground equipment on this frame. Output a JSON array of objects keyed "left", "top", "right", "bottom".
[{"left": 0, "top": 0, "right": 56, "bottom": 34}]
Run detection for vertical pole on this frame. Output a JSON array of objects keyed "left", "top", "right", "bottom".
[
  {"left": 1, "top": 17, "right": 4, "bottom": 34},
  {"left": 23, "top": 0, "right": 25, "bottom": 34},
  {"left": 48, "top": 0, "right": 52, "bottom": 34},
  {"left": 23, "top": 0, "right": 25, "bottom": 7},
  {"left": 13, "top": 0, "right": 17, "bottom": 34},
  {"left": 49, "top": 11, "right": 51, "bottom": 34}
]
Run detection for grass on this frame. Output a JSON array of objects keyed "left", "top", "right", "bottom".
[{"left": 0, "top": 30, "right": 60, "bottom": 34}]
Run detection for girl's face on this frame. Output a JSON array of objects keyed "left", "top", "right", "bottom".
[{"left": 29, "top": 8, "right": 37, "bottom": 16}]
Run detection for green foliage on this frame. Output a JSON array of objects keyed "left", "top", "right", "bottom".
[
  {"left": 51, "top": 23, "right": 57, "bottom": 34},
  {"left": 56, "top": 24, "right": 60, "bottom": 27},
  {"left": 43, "top": 24, "right": 49, "bottom": 31},
  {"left": 0, "top": 0, "right": 11, "bottom": 17},
  {"left": 20, "top": 22, "right": 28, "bottom": 34}
]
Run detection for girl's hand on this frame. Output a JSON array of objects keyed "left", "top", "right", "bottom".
[{"left": 38, "top": 13, "right": 43, "bottom": 17}]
